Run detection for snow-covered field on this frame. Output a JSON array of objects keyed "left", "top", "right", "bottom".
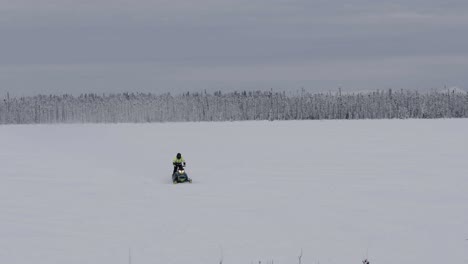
[{"left": 1, "top": 119, "right": 467, "bottom": 264}]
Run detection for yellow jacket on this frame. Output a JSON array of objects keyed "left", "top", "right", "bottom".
[{"left": 173, "top": 157, "right": 185, "bottom": 165}]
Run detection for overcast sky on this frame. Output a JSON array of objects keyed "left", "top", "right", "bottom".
[{"left": 1, "top": 0, "right": 467, "bottom": 95}]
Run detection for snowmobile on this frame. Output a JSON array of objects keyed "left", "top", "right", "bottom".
[{"left": 172, "top": 164, "right": 192, "bottom": 184}]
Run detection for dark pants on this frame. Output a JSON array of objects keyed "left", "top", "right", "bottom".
[{"left": 173, "top": 164, "right": 183, "bottom": 175}]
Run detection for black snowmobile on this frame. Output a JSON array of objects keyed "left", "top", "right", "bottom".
[{"left": 172, "top": 164, "right": 192, "bottom": 184}]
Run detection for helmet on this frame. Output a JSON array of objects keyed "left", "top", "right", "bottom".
[{"left": 176, "top": 153, "right": 181, "bottom": 159}]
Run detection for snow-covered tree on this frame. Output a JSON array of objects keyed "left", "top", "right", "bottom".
[{"left": 1, "top": 89, "right": 467, "bottom": 124}]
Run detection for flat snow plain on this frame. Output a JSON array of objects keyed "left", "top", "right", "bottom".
[{"left": 0, "top": 119, "right": 467, "bottom": 264}]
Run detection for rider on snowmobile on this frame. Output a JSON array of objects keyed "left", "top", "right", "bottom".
[{"left": 173, "top": 153, "right": 186, "bottom": 175}]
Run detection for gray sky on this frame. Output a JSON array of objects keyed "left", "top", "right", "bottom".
[{"left": 1, "top": 0, "right": 467, "bottom": 95}]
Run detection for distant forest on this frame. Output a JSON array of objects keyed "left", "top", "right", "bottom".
[{"left": 1, "top": 89, "right": 467, "bottom": 124}]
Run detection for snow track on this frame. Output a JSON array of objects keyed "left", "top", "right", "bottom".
[{"left": 1, "top": 120, "right": 467, "bottom": 264}]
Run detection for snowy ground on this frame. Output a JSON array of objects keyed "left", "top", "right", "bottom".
[{"left": 0, "top": 119, "right": 467, "bottom": 264}]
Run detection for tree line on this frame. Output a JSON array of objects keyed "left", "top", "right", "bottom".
[{"left": 1, "top": 89, "right": 467, "bottom": 124}]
